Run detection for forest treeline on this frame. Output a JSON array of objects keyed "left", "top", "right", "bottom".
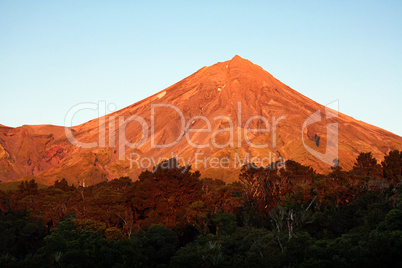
[{"left": 0, "top": 150, "right": 401, "bottom": 267}]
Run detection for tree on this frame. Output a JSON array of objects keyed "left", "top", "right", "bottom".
[
  {"left": 353, "top": 152, "right": 382, "bottom": 178},
  {"left": 0, "top": 213, "right": 47, "bottom": 261},
  {"left": 130, "top": 158, "right": 202, "bottom": 229},
  {"left": 212, "top": 212, "right": 237, "bottom": 236},
  {"left": 238, "top": 162, "right": 294, "bottom": 226},
  {"left": 17, "top": 179, "right": 38, "bottom": 196},
  {"left": 38, "top": 216, "right": 142, "bottom": 267},
  {"left": 53, "top": 178, "right": 75, "bottom": 192},
  {"left": 139, "top": 224, "right": 180, "bottom": 267},
  {"left": 201, "top": 241, "right": 225, "bottom": 268},
  {"left": 382, "top": 150, "right": 402, "bottom": 184},
  {"left": 186, "top": 201, "right": 209, "bottom": 235}
]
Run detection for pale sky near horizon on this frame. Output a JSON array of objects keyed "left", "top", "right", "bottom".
[{"left": 1, "top": 1, "right": 401, "bottom": 136}]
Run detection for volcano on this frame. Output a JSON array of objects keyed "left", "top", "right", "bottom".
[{"left": 1, "top": 55, "right": 401, "bottom": 185}]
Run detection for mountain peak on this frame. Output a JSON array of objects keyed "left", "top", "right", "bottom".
[
  {"left": 231, "top": 54, "right": 244, "bottom": 61},
  {"left": 1, "top": 56, "right": 401, "bottom": 185},
  {"left": 229, "top": 55, "right": 251, "bottom": 66}
]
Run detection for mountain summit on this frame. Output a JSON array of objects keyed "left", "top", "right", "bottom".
[{"left": 1, "top": 56, "right": 401, "bottom": 185}]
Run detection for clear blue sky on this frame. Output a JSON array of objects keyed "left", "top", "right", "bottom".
[{"left": 1, "top": 1, "right": 401, "bottom": 136}]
